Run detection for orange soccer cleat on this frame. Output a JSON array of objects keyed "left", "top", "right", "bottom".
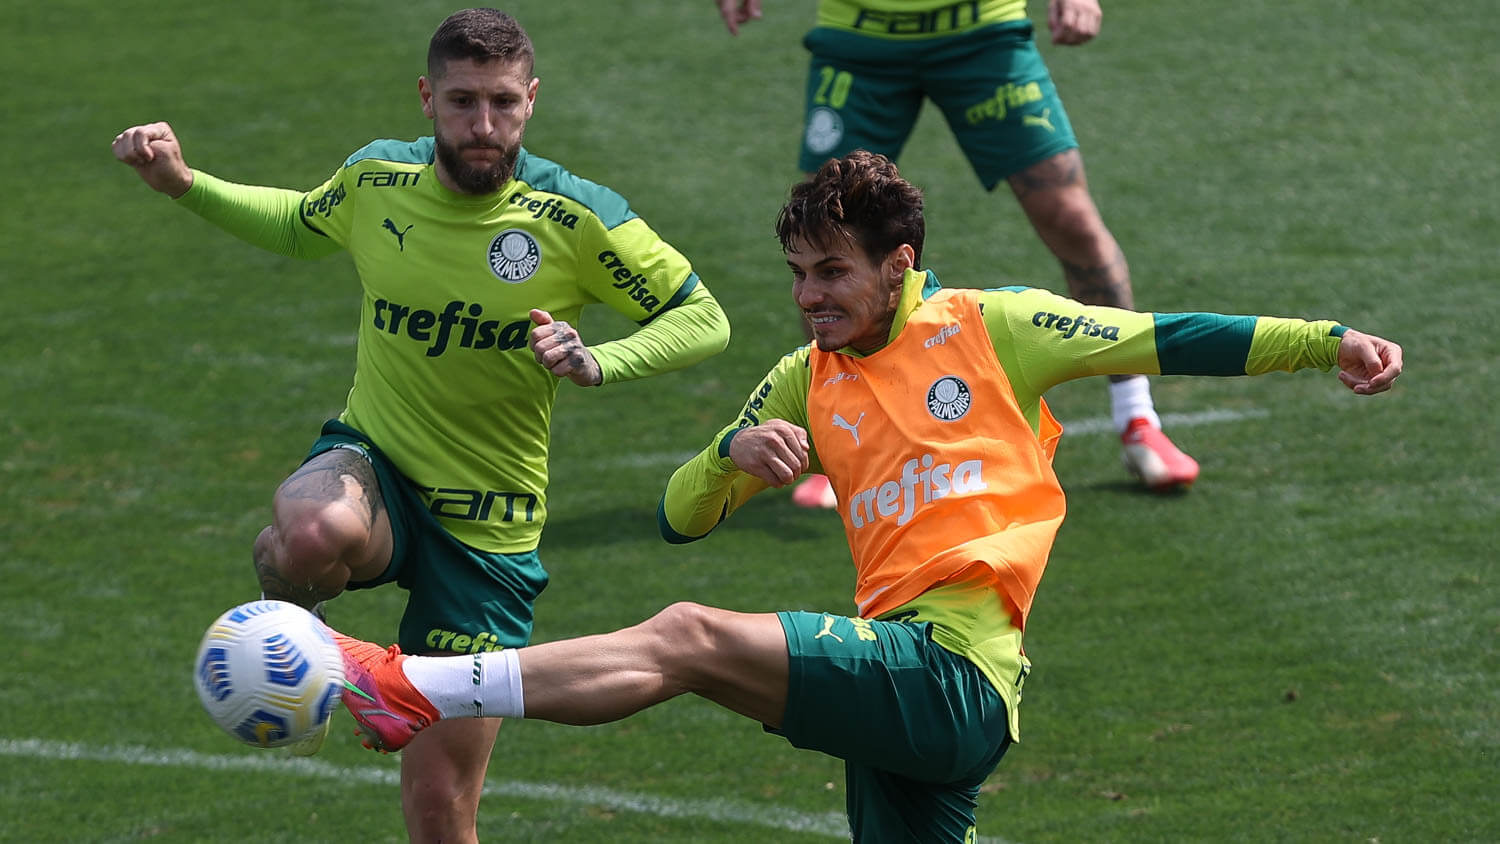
[{"left": 333, "top": 631, "right": 441, "bottom": 753}]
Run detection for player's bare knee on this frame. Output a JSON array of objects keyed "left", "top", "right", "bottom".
[
  {"left": 646, "top": 602, "right": 732, "bottom": 682},
  {"left": 256, "top": 512, "right": 358, "bottom": 597}
]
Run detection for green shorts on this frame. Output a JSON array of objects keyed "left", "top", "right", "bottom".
[
  {"left": 772, "top": 611, "right": 1012, "bottom": 843},
  {"left": 308, "top": 420, "right": 548, "bottom": 655},
  {"left": 799, "top": 21, "right": 1078, "bottom": 189}
]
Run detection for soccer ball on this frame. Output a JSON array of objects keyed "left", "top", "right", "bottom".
[{"left": 193, "top": 600, "right": 344, "bottom": 748}]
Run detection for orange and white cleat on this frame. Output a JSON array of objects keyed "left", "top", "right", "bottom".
[
  {"left": 333, "top": 631, "right": 440, "bottom": 753},
  {"left": 1120, "top": 418, "right": 1200, "bottom": 491},
  {"left": 791, "top": 473, "right": 838, "bottom": 509}
]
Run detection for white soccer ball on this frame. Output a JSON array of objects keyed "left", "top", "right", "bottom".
[{"left": 193, "top": 600, "right": 344, "bottom": 748}]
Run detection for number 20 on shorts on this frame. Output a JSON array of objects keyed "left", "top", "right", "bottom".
[{"left": 815, "top": 66, "right": 854, "bottom": 108}]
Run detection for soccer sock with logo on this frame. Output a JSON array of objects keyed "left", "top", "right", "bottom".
[
  {"left": 401, "top": 648, "right": 524, "bottom": 720},
  {"left": 1109, "top": 375, "right": 1162, "bottom": 433}
]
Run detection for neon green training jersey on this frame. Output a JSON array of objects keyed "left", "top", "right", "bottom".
[
  {"left": 179, "top": 140, "right": 729, "bottom": 553},
  {"left": 815, "top": 0, "right": 1029, "bottom": 37}
]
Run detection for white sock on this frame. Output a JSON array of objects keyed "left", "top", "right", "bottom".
[
  {"left": 1109, "top": 375, "right": 1160, "bottom": 433},
  {"left": 402, "top": 649, "right": 524, "bottom": 720}
]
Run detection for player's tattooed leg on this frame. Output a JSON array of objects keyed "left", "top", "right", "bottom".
[
  {"left": 1007, "top": 148, "right": 1085, "bottom": 198},
  {"left": 1008, "top": 149, "right": 1136, "bottom": 382},
  {"left": 281, "top": 446, "right": 384, "bottom": 530},
  {"left": 1059, "top": 245, "right": 1131, "bottom": 309}
]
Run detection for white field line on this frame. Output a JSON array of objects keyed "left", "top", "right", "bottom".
[
  {"left": 1056, "top": 407, "right": 1266, "bottom": 434},
  {"left": 0, "top": 737, "right": 1017, "bottom": 842},
  {"left": 0, "top": 737, "right": 845, "bottom": 837},
  {"left": 605, "top": 408, "right": 1268, "bottom": 468}
]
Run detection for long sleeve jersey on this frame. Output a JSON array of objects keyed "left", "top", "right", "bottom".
[
  {"left": 659, "top": 267, "right": 1344, "bottom": 739},
  {"left": 177, "top": 140, "right": 730, "bottom": 553}
]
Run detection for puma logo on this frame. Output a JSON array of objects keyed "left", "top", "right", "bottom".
[
  {"left": 813, "top": 614, "right": 844, "bottom": 643},
  {"left": 382, "top": 218, "right": 414, "bottom": 251},
  {"left": 1023, "top": 108, "right": 1055, "bottom": 132},
  {"left": 832, "top": 412, "right": 865, "bottom": 446}
]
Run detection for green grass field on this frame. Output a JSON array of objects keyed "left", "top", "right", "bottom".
[{"left": 4, "top": 0, "right": 1497, "bottom": 841}]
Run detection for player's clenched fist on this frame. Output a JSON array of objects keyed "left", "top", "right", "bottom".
[
  {"left": 112, "top": 121, "right": 194, "bottom": 198},
  {"left": 1335, "top": 329, "right": 1403, "bottom": 395},
  {"left": 729, "top": 419, "right": 811, "bottom": 488},
  {"left": 717, "top": 0, "right": 762, "bottom": 36},
  {"left": 528, "top": 309, "right": 603, "bottom": 387},
  {"left": 1048, "top": 0, "right": 1102, "bottom": 45}
]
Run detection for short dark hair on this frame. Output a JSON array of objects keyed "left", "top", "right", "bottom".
[
  {"left": 775, "top": 150, "right": 925, "bottom": 267},
  {"left": 427, "top": 8, "right": 535, "bottom": 79}
]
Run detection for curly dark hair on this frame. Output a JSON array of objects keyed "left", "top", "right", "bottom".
[
  {"left": 775, "top": 150, "right": 925, "bottom": 267},
  {"left": 428, "top": 8, "right": 534, "bottom": 79}
]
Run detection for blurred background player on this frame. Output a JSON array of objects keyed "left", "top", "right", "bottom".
[
  {"left": 112, "top": 9, "right": 728, "bottom": 842},
  {"left": 325, "top": 151, "right": 1402, "bottom": 843},
  {"left": 717, "top": 0, "right": 1200, "bottom": 507}
]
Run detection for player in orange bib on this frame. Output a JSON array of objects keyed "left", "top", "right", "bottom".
[{"left": 329, "top": 151, "right": 1403, "bottom": 842}]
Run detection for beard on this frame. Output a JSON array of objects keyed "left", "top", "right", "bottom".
[{"left": 434, "top": 129, "right": 521, "bottom": 195}]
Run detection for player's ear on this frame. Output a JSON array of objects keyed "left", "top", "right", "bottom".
[
  {"left": 885, "top": 244, "right": 915, "bottom": 280},
  {"left": 419, "top": 76, "right": 436, "bottom": 120}
]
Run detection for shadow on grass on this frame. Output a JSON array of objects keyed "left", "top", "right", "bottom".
[{"left": 1063, "top": 472, "right": 1199, "bottom": 498}]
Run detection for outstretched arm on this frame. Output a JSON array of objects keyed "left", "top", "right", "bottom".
[
  {"left": 113, "top": 120, "right": 342, "bottom": 260},
  {"left": 976, "top": 288, "right": 1403, "bottom": 434}
]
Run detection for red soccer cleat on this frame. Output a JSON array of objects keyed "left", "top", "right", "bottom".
[{"left": 1120, "top": 418, "right": 1200, "bottom": 491}]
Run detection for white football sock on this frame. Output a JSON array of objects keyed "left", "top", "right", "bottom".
[
  {"left": 1109, "top": 375, "right": 1161, "bottom": 433},
  {"left": 402, "top": 649, "right": 524, "bottom": 719}
]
